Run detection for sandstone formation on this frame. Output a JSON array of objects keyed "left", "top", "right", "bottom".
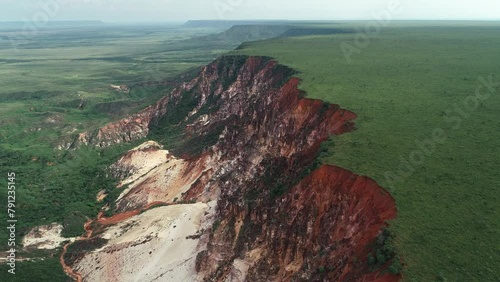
[{"left": 59, "top": 56, "right": 399, "bottom": 282}]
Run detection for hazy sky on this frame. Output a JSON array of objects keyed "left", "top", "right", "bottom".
[{"left": 0, "top": 0, "right": 499, "bottom": 22}]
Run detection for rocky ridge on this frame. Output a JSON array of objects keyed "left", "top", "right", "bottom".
[{"left": 61, "top": 56, "right": 399, "bottom": 281}]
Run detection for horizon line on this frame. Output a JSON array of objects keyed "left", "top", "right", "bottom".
[{"left": 1, "top": 19, "right": 500, "bottom": 24}]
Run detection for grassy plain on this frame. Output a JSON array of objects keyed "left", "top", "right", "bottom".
[
  {"left": 0, "top": 24, "right": 230, "bottom": 149},
  {"left": 234, "top": 22, "right": 500, "bottom": 281}
]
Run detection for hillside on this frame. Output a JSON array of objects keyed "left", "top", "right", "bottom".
[
  {"left": 183, "top": 20, "right": 289, "bottom": 28},
  {"left": 168, "top": 25, "right": 292, "bottom": 52},
  {"left": 60, "top": 55, "right": 400, "bottom": 281}
]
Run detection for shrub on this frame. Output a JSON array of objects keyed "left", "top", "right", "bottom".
[{"left": 388, "top": 258, "right": 403, "bottom": 274}]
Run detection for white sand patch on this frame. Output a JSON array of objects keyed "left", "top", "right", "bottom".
[
  {"left": 74, "top": 203, "right": 210, "bottom": 282},
  {"left": 114, "top": 141, "right": 170, "bottom": 190},
  {"left": 110, "top": 84, "right": 130, "bottom": 93},
  {"left": 23, "top": 223, "right": 71, "bottom": 250}
]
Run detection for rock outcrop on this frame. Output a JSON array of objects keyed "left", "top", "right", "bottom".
[
  {"left": 23, "top": 223, "right": 70, "bottom": 250},
  {"left": 62, "top": 56, "right": 399, "bottom": 282}
]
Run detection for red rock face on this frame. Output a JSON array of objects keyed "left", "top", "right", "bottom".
[
  {"left": 256, "top": 165, "right": 398, "bottom": 281},
  {"left": 65, "top": 56, "right": 399, "bottom": 281}
]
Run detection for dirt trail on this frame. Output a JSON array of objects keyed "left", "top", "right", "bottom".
[
  {"left": 60, "top": 219, "right": 93, "bottom": 282},
  {"left": 60, "top": 202, "right": 169, "bottom": 281}
]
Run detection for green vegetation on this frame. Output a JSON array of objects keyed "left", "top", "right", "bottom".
[
  {"left": 367, "top": 229, "right": 400, "bottom": 274},
  {"left": 0, "top": 23, "right": 238, "bottom": 153},
  {"left": 234, "top": 22, "right": 500, "bottom": 281},
  {"left": 0, "top": 256, "right": 68, "bottom": 282},
  {"left": 64, "top": 237, "right": 108, "bottom": 266},
  {"left": 0, "top": 142, "right": 142, "bottom": 242}
]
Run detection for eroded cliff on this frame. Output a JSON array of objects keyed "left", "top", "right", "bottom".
[{"left": 60, "top": 56, "right": 399, "bottom": 282}]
